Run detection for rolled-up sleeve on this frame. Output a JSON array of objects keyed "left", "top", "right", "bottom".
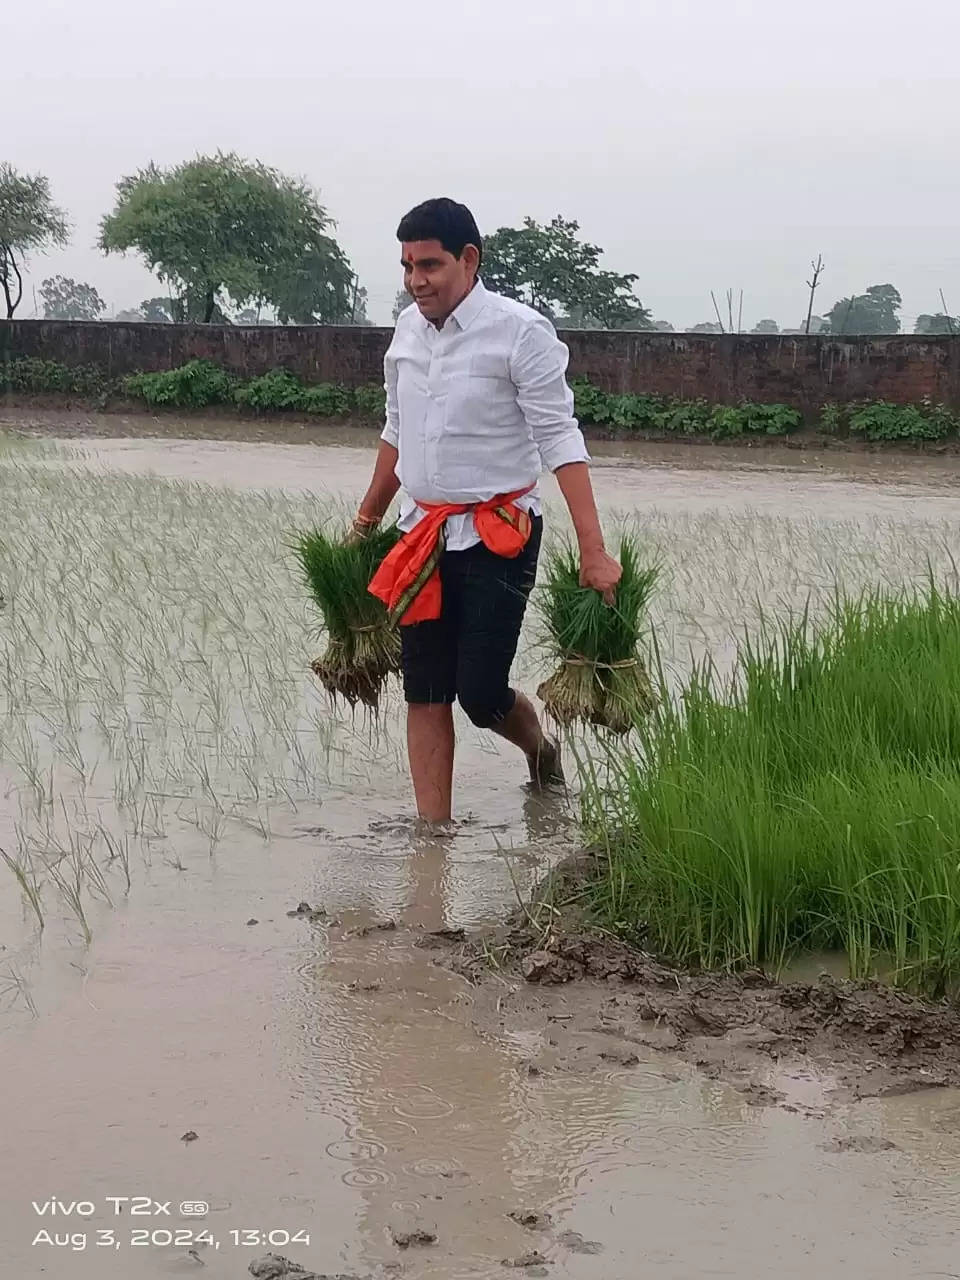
[
  {"left": 510, "top": 315, "right": 590, "bottom": 472},
  {"left": 380, "top": 337, "right": 400, "bottom": 448}
]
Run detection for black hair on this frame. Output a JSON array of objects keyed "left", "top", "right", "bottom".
[{"left": 396, "top": 197, "right": 483, "bottom": 271}]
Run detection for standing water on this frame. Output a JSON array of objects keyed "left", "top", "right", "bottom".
[{"left": 1, "top": 418, "right": 959, "bottom": 1278}]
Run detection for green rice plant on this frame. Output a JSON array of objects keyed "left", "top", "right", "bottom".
[
  {"left": 584, "top": 580, "right": 960, "bottom": 997},
  {"left": 536, "top": 532, "right": 659, "bottom": 734},
  {"left": 294, "top": 522, "right": 401, "bottom": 708}
]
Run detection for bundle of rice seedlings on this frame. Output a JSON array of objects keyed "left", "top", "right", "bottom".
[
  {"left": 294, "top": 522, "right": 401, "bottom": 708},
  {"left": 536, "top": 532, "right": 659, "bottom": 734}
]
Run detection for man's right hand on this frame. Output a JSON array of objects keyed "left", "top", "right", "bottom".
[{"left": 344, "top": 514, "right": 380, "bottom": 546}]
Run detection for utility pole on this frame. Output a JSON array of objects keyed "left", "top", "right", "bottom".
[{"left": 805, "top": 254, "right": 824, "bottom": 334}]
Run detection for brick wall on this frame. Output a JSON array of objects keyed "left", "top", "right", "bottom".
[{"left": 4, "top": 320, "right": 960, "bottom": 413}]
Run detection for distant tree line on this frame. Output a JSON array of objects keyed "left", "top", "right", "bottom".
[{"left": 2, "top": 157, "right": 958, "bottom": 333}]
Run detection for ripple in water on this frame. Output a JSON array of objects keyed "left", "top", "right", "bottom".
[
  {"left": 325, "top": 1137, "right": 388, "bottom": 1162},
  {"left": 342, "top": 1167, "right": 392, "bottom": 1188},
  {"left": 346, "top": 1119, "right": 418, "bottom": 1143},
  {"left": 391, "top": 1085, "right": 455, "bottom": 1121},
  {"left": 405, "top": 1156, "right": 465, "bottom": 1179}
]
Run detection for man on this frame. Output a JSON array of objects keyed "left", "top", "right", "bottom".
[{"left": 354, "top": 197, "right": 621, "bottom": 824}]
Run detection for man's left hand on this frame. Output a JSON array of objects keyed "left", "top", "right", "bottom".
[{"left": 580, "top": 548, "right": 622, "bottom": 606}]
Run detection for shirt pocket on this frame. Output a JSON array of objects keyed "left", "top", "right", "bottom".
[{"left": 442, "top": 351, "right": 516, "bottom": 432}]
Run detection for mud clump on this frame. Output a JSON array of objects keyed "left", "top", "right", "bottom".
[
  {"left": 508, "top": 1209, "right": 552, "bottom": 1230},
  {"left": 389, "top": 1219, "right": 437, "bottom": 1248},
  {"left": 347, "top": 918, "right": 398, "bottom": 939},
  {"left": 820, "top": 1134, "right": 899, "bottom": 1154},
  {"left": 438, "top": 850, "right": 960, "bottom": 1108},
  {"left": 501, "top": 1250, "right": 550, "bottom": 1269},
  {"left": 248, "top": 1256, "right": 400, "bottom": 1280},
  {"left": 287, "top": 901, "right": 327, "bottom": 923},
  {"left": 557, "top": 1231, "right": 604, "bottom": 1255}
]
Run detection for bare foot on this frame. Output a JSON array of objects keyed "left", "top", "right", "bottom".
[{"left": 527, "top": 735, "right": 565, "bottom": 789}]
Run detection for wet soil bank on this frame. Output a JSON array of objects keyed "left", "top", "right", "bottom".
[
  {"left": 5, "top": 399, "right": 960, "bottom": 458},
  {"left": 421, "top": 852, "right": 960, "bottom": 1114}
]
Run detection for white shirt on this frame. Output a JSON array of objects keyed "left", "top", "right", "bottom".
[{"left": 381, "top": 278, "right": 590, "bottom": 550}]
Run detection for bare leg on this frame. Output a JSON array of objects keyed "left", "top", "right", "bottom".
[
  {"left": 490, "top": 691, "right": 564, "bottom": 787},
  {"left": 407, "top": 703, "right": 455, "bottom": 823}
]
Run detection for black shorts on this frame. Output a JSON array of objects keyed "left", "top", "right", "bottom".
[{"left": 400, "top": 516, "right": 543, "bottom": 728}]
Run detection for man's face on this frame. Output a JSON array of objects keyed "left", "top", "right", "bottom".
[{"left": 401, "top": 239, "right": 478, "bottom": 323}]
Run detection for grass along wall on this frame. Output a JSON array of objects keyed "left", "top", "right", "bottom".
[{"left": 4, "top": 319, "right": 960, "bottom": 413}]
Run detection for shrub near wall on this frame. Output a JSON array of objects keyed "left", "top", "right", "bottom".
[{"left": 3, "top": 356, "right": 960, "bottom": 443}]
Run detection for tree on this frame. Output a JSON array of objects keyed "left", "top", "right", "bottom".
[
  {"left": 269, "top": 240, "right": 355, "bottom": 325},
  {"left": 39, "top": 275, "right": 105, "bottom": 321},
  {"left": 99, "top": 152, "right": 356, "bottom": 324},
  {"left": 139, "top": 296, "right": 174, "bottom": 323},
  {"left": 652, "top": 320, "right": 675, "bottom": 332},
  {"left": 751, "top": 318, "right": 779, "bottom": 334},
  {"left": 348, "top": 283, "right": 373, "bottom": 325},
  {"left": 824, "top": 284, "right": 902, "bottom": 335},
  {"left": 235, "top": 307, "right": 260, "bottom": 326},
  {"left": 0, "top": 164, "right": 69, "bottom": 318},
  {"left": 482, "top": 215, "right": 651, "bottom": 329},
  {"left": 393, "top": 288, "right": 413, "bottom": 322},
  {"left": 915, "top": 313, "right": 959, "bottom": 335},
  {"left": 690, "top": 321, "right": 723, "bottom": 334}
]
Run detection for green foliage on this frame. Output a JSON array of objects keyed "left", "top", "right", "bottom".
[
  {"left": 819, "top": 403, "right": 844, "bottom": 434},
  {"left": 40, "top": 275, "right": 106, "bottom": 321},
  {"left": 570, "top": 380, "right": 801, "bottom": 438},
  {"left": 298, "top": 383, "right": 352, "bottom": 416},
  {"left": 483, "top": 215, "right": 651, "bottom": 330},
  {"left": 583, "top": 583, "right": 960, "bottom": 998},
  {"left": 0, "top": 164, "right": 69, "bottom": 318},
  {"left": 294, "top": 522, "right": 401, "bottom": 707},
  {"left": 233, "top": 369, "right": 304, "bottom": 410},
  {"left": 825, "top": 283, "right": 902, "bottom": 335},
  {"left": 706, "top": 402, "right": 802, "bottom": 439},
  {"left": 228, "top": 369, "right": 352, "bottom": 416},
  {"left": 914, "top": 313, "right": 960, "bottom": 336},
  {"left": 848, "top": 400, "right": 957, "bottom": 442},
  {"left": 537, "top": 532, "right": 659, "bottom": 733},
  {"left": 352, "top": 384, "right": 387, "bottom": 418},
  {"left": 139, "top": 297, "right": 175, "bottom": 323},
  {"left": 123, "top": 359, "right": 234, "bottom": 408},
  {"left": 6, "top": 352, "right": 958, "bottom": 444},
  {"left": 1, "top": 357, "right": 106, "bottom": 396},
  {"left": 99, "top": 152, "right": 356, "bottom": 324}
]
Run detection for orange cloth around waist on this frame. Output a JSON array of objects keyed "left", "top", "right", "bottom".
[{"left": 368, "top": 486, "right": 534, "bottom": 625}]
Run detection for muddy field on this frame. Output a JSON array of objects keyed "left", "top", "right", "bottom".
[{"left": 1, "top": 410, "right": 960, "bottom": 1279}]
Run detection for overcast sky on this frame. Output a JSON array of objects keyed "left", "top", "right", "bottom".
[{"left": 8, "top": 0, "right": 960, "bottom": 329}]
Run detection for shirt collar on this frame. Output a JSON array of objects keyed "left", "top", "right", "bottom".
[{"left": 421, "top": 278, "right": 488, "bottom": 333}]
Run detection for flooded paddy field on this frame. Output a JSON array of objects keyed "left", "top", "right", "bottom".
[{"left": 1, "top": 412, "right": 959, "bottom": 1278}]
